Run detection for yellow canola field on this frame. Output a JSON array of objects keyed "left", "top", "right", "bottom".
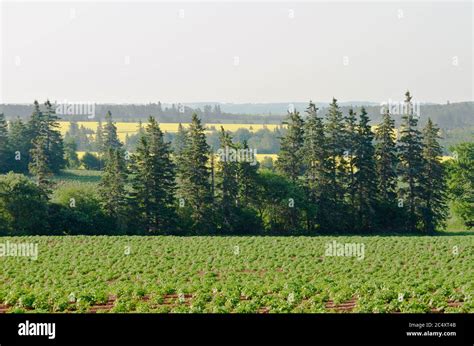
[
  {"left": 77, "top": 151, "right": 279, "bottom": 163},
  {"left": 58, "top": 122, "right": 281, "bottom": 142}
]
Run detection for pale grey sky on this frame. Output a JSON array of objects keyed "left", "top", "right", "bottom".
[{"left": 1, "top": 1, "right": 472, "bottom": 104}]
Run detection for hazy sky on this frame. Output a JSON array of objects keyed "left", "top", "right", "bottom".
[{"left": 1, "top": 1, "right": 472, "bottom": 104}]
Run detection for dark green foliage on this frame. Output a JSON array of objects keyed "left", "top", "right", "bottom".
[
  {"left": 0, "top": 173, "right": 49, "bottom": 234},
  {"left": 374, "top": 109, "right": 401, "bottom": 231},
  {"left": 275, "top": 109, "right": 305, "bottom": 230},
  {"left": 398, "top": 91, "right": 425, "bottom": 231},
  {"left": 353, "top": 107, "right": 377, "bottom": 232},
  {"left": 214, "top": 129, "right": 261, "bottom": 234},
  {"left": 446, "top": 142, "right": 474, "bottom": 229},
  {"left": 51, "top": 184, "right": 109, "bottom": 235},
  {"left": 0, "top": 94, "right": 457, "bottom": 236},
  {"left": 102, "top": 111, "right": 122, "bottom": 151},
  {"left": 324, "top": 98, "right": 348, "bottom": 231},
  {"left": 28, "top": 100, "right": 65, "bottom": 192},
  {"left": 216, "top": 127, "right": 240, "bottom": 233},
  {"left": 7, "top": 119, "right": 30, "bottom": 173},
  {"left": 42, "top": 101, "right": 66, "bottom": 173},
  {"left": 80, "top": 152, "right": 102, "bottom": 170},
  {"left": 302, "top": 102, "right": 328, "bottom": 231},
  {"left": 176, "top": 114, "right": 214, "bottom": 234},
  {"left": 276, "top": 110, "right": 304, "bottom": 183},
  {"left": 343, "top": 108, "right": 359, "bottom": 231},
  {"left": 129, "top": 117, "right": 177, "bottom": 234},
  {"left": 255, "top": 170, "right": 308, "bottom": 234},
  {"left": 375, "top": 109, "right": 398, "bottom": 202},
  {"left": 99, "top": 148, "right": 129, "bottom": 233},
  {"left": 419, "top": 119, "right": 448, "bottom": 233},
  {"left": 29, "top": 134, "right": 53, "bottom": 193}
]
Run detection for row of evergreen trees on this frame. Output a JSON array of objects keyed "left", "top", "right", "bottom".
[
  {"left": 276, "top": 92, "right": 447, "bottom": 233},
  {"left": 94, "top": 91, "right": 447, "bottom": 234},
  {"left": 0, "top": 101, "right": 65, "bottom": 180},
  {"left": 0, "top": 92, "right": 448, "bottom": 234},
  {"left": 94, "top": 112, "right": 262, "bottom": 234}
]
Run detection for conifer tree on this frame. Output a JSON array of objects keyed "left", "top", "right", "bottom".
[
  {"left": 275, "top": 108, "right": 305, "bottom": 231},
  {"left": 23, "top": 101, "right": 43, "bottom": 170},
  {"left": 324, "top": 98, "right": 347, "bottom": 230},
  {"left": 43, "top": 100, "right": 65, "bottom": 172},
  {"left": 28, "top": 100, "right": 43, "bottom": 141},
  {"left": 398, "top": 91, "right": 424, "bottom": 231},
  {"left": 130, "top": 117, "right": 177, "bottom": 234},
  {"left": 102, "top": 111, "right": 122, "bottom": 155},
  {"left": 419, "top": 118, "right": 448, "bottom": 233},
  {"left": 216, "top": 127, "right": 239, "bottom": 233},
  {"left": 236, "top": 140, "right": 259, "bottom": 208},
  {"left": 374, "top": 109, "right": 398, "bottom": 202},
  {"left": 29, "top": 130, "right": 53, "bottom": 194},
  {"left": 353, "top": 107, "right": 377, "bottom": 231},
  {"left": 302, "top": 101, "right": 329, "bottom": 231},
  {"left": 177, "top": 113, "right": 213, "bottom": 233},
  {"left": 344, "top": 108, "right": 359, "bottom": 229},
  {"left": 276, "top": 109, "right": 304, "bottom": 183},
  {"left": 174, "top": 123, "right": 189, "bottom": 191},
  {"left": 99, "top": 148, "right": 129, "bottom": 233}
]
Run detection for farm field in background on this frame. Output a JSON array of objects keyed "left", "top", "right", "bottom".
[
  {"left": 58, "top": 121, "right": 282, "bottom": 142},
  {"left": 0, "top": 235, "right": 472, "bottom": 313},
  {"left": 75, "top": 151, "right": 278, "bottom": 163}
]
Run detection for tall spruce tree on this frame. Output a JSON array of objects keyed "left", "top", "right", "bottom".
[
  {"left": 419, "top": 118, "right": 448, "bottom": 233},
  {"left": 24, "top": 101, "right": 43, "bottom": 171},
  {"left": 216, "top": 127, "right": 239, "bottom": 233},
  {"left": 28, "top": 100, "right": 43, "bottom": 142},
  {"left": 236, "top": 140, "right": 259, "bottom": 208},
  {"left": 130, "top": 117, "right": 177, "bottom": 234},
  {"left": 177, "top": 113, "right": 213, "bottom": 233},
  {"left": 0, "top": 113, "right": 10, "bottom": 173},
  {"left": 43, "top": 100, "right": 65, "bottom": 172},
  {"left": 275, "top": 109, "right": 305, "bottom": 231},
  {"left": 276, "top": 109, "right": 304, "bottom": 183},
  {"left": 324, "top": 98, "right": 347, "bottom": 230},
  {"left": 29, "top": 129, "right": 53, "bottom": 194},
  {"left": 344, "top": 108, "right": 359, "bottom": 230},
  {"left": 102, "top": 111, "right": 122, "bottom": 156},
  {"left": 375, "top": 109, "right": 398, "bottom": 202},
  {"left": 302, "top": 101, "right": 329, "bottom": 231},
  {"left": 374, "top": 108, "right": 399, "bottom": 230},
  {"left": 398, "top": 91, "right": 425, "bottom": 231},
  {"left": 353, "top": 107, "right": 377, "bottom": 231},
  {"left": 99, "top": 148, "right": 129, "bottom": 233}
]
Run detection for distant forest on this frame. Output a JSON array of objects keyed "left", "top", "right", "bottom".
[{"left": 1, "top": 101, "right": 473, "bottom": 130}]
